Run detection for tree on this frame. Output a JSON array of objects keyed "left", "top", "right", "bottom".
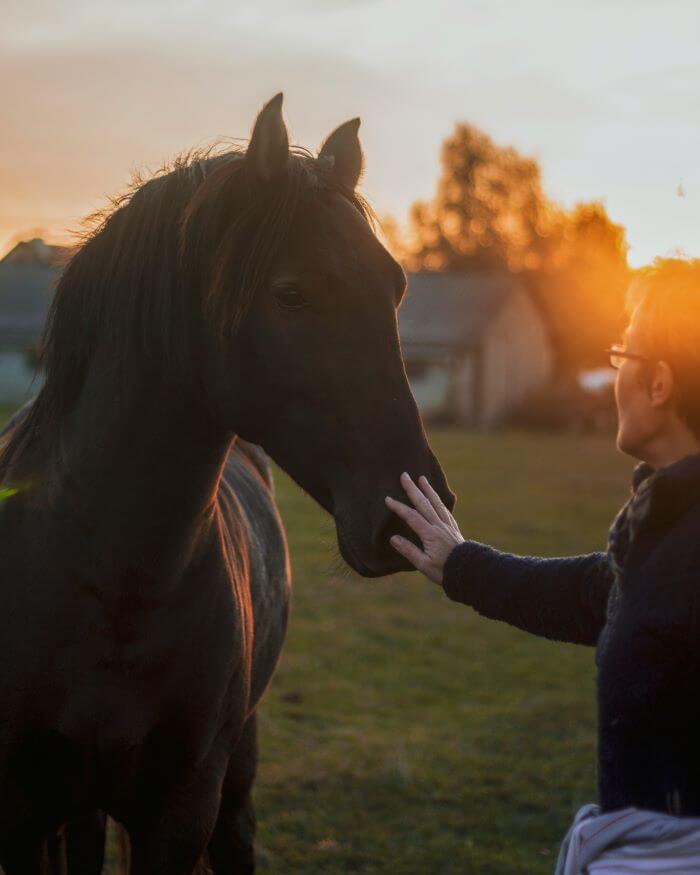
[
  {"left": 404, "top": 124, "right": 556, "bottom": 272},
  {"left": 401, "top": 123, "right": 630, "bottom": 374},
  {"left": 536, "top": 202, "right": 630, "bottom": 373}
]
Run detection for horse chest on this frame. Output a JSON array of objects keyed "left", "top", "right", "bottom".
[
  {"left": 2, "top": 557, "right": 247, "bottom": 760},
  {"left": 78, "top": 584, "right": 242, "bottom": 716}
]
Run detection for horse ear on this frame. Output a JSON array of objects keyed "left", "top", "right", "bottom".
[
  {"left": 318, "top": 118, "right": 363, "bottom": 191},
  {"left": 247, "top": 93, "right": 289, "bottom": 184}
]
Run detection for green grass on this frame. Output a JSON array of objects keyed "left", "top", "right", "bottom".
[{"left": 0, "top": 411, "right": 633, "bottom": 873}]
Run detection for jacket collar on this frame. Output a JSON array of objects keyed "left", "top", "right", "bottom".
[{"left": 632, "top": 452, "right": 700, "bottom": 535}]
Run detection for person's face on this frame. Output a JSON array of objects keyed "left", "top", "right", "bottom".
[{"left": 614, "top": 309, "right": 661, "bottom": 461}]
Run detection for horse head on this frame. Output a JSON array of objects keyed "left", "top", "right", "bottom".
[{"left": 181, "top": 94, "right": 454, "bottom": 577}]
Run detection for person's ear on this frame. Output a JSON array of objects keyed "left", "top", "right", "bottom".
[{"left": 649, "top": 360, "right": 674, "bottom": 408}]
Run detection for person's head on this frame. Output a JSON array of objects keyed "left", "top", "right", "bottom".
[{"left": 613, "top": 257, "right": 700, "bottom": 467}]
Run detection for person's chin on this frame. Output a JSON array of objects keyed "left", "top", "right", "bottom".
[
  {"left": 617, "top": 429, "right": 643, "bottom": 462},
  {"left": 616, "top": 430, "right": 627, "bottom": 454},
  {"left": 616, "top": 424, "right": 632, "bottom": 454}
]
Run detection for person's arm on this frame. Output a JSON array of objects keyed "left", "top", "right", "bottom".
[
  {"left": 442, "top": 540, "right": 611, "bottom": 645},
  {"left": 386, "top": 472, "right": 613, "bottom": 647}
]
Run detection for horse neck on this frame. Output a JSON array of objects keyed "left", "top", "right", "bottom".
[{"left": 42, "top": 351, "right": 234, "bottom": 584}]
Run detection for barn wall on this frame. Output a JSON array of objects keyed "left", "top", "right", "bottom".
[
  {"left": 405, "top": 361, "right": 451, "bottom": 418},
  {"left": 449, "top": 352, "right": 477, "bottom": 425},
  {"left": 0, "top": 348, "right": 42, "bottom": 406},
  {"left": 480, "top": 291, "right": 554, "bottom": 426}
]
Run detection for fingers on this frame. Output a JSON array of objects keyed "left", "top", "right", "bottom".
[
  {"left": 384, "top": 495, "right": 432, "bottom": 539},
  {"left": 399, "top": 472, "right": 439, "bottom": 523},
  {"left": 418, "top": 475, "right": 453, "bottom": 524},
  {"left": 389, "top": 534, "right": 428, "bottom": 572}
]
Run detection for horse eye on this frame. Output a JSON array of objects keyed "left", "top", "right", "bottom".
[{"left": 273, "top": 285, "right": 309, "bottom": 311}]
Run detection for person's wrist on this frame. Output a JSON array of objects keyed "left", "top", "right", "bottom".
[{"left": 441, "top": 539, "right": 469, "bottom": 588}]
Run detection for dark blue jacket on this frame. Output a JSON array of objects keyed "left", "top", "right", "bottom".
[{"left": 442, "top": 453, "right": 700, "bottom": 815}]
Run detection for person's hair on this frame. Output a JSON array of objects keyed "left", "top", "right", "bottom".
[{"left": 627, "top": 257, "right": 700, "bottom": 438}]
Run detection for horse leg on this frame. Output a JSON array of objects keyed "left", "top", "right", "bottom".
[
  {"left": 126, "top": 766, "right": 224, "bottom": 875},
  {"left": 45, "top": 831, "right": 67, "bottom": 875},
  {"left": 0, "top": 834, "right": 51, "bottom": 875},
  {"left": 1, "top": 819, "right": 97, "bottom": 875},
  {"left": 206, "top": 714, "right": 258, "bottom": 875},
  {"left": 63, "top": 812, "right": 106, "bottom": 874},
  {"left": 1, "top": 816, "right": 104, "bottom": 875}
]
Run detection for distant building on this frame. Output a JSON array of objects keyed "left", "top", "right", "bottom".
[
  {"left": 0, "top": 240, "right": 64, "bottom": 406},
  {"left": 2, "top": 238, "right": 70, "bottom": 268},
  {"left": 399, "top": 271, "right": 554, "bottom": 427}
]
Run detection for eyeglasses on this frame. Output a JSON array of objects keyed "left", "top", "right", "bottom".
[{"left": 606, "top": 346, "right": 650, "bottom": 370}]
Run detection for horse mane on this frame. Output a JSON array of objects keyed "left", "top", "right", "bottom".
[{"left": 0, "top": 146, "right": 375, "bottom": 481}]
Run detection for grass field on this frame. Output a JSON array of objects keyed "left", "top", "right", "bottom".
[{"left": 0, "top": 413, "right": 633, "bottom": 873}]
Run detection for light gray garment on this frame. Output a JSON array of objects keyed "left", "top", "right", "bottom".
[{"left": 554, "top": 804, "right": 700, "bottom": 874}]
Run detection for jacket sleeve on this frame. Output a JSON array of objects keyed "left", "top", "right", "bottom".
[{"left": 442, "top": 540, "right": 613, "bottom": 646}]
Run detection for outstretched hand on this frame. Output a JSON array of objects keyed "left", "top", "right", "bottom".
[{"left": 385, "top": 472, "right": 465, "bottom": 585}]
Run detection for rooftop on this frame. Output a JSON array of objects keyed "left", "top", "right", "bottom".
[
  {"left": 399, "top": 271, "right": 525, "bottom": 357},
  {"left": 1, "top": 238, "right": 72, "bottom": 268}
]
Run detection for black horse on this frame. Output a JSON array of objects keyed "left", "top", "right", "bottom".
[{"left": 0, "top": 94, "right": 454, "bottom": 874}]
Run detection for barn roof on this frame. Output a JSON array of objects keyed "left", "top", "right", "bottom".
[
  {"left": 1, "top": 238, "right": 70, "bottom": 267},
  {"left": 399, "top": 271, "right": 527, "bottom": 357},
  {"left": 0, "top": 265, "right": 59, "bottom": 345}
]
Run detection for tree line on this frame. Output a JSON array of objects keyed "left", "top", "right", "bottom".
[{"left": 385, "top": 123, "right": 630, "bottom": 376}]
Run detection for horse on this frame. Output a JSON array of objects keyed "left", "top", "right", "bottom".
[{"left": 0, "top": 93, "right": 454, "bottom": 874}]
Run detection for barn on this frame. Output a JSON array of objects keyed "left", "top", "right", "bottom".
[
  {"left": 399, "top": 271, "right": 554, "bottom": 427},
  {"left": 0, "top": 240, "right": 63, "bottom": 406}
]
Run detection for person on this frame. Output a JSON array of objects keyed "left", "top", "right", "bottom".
[{"left": 385, "top": 258, "right": 700, "bottom": 873}]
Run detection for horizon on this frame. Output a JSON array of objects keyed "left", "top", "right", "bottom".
[{"left": 2, "top": 0, "right": 699, "bottom": 267}]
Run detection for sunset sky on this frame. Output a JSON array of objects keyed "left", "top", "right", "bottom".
[{"left": 2, "top": 0, "right": 699, "bottom": 266}]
